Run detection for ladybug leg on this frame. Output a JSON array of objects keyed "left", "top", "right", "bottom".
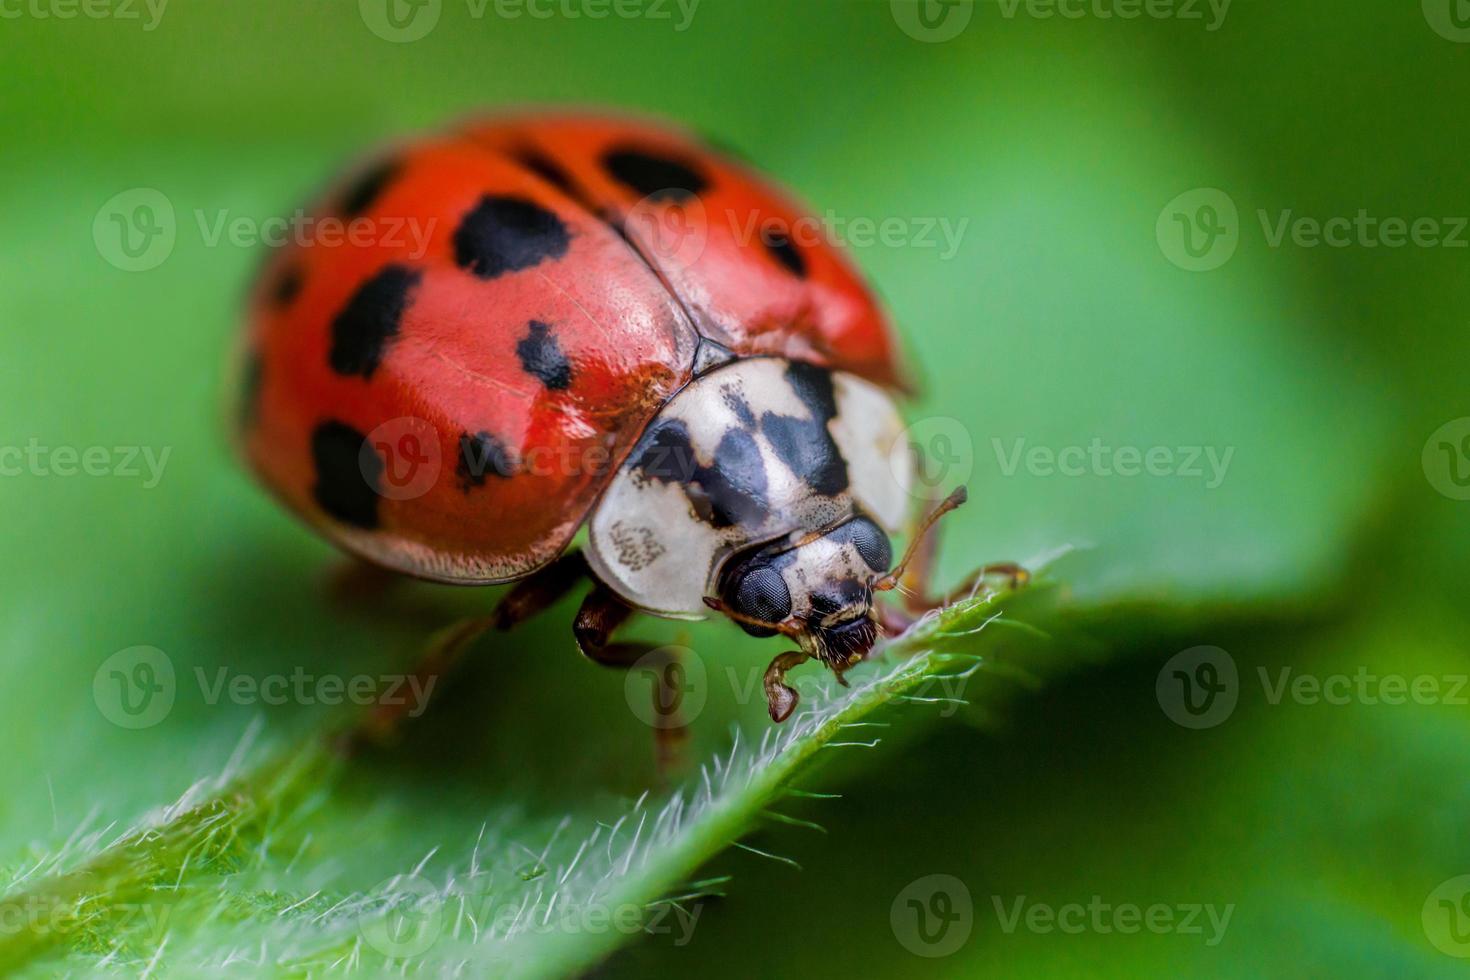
[
  {"left": 324, "top": 557, "right": 402, "bottom": 608},
  {"left": 340, "top": 553, "right": 589, "bottom": 753},
  {"left": 894, "top": 562, "right": 1031, "bottom": 619},
  {"left": 341, "top": 614, "right": 499, "bottom": 753},
  {"left": 763, "top": 649, "right": 812, "bottom": 723},
  {"left": 491, "top": 552, "right": 589, "bottom": 630},
  {"left": 575, "top": 584, "right": 690, "bottom": 776}
]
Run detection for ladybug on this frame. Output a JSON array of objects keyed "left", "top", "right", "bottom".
[{"left": 236, "top": 110, "right": 1021, "bottom": 729}]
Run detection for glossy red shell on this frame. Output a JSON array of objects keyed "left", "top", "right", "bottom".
[{"left": 237, "top": 112, "right": 906, "bottom": 583}]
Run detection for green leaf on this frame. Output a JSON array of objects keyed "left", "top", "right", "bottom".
[
  {"left": 0, "top": 3, "right": 1428, "bottom": 976},
  {"left": 1, "top": 585, "right": 1079, "bottom": 976}
]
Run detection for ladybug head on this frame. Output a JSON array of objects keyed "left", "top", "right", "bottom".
[
  {"left": 705, "top": 487, "right": 972, "bottom": 723},
  {"left": 711, "top": 514, "right": 892, "bottom": 671}
]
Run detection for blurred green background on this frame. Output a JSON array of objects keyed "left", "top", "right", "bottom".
[{"left": 3, "top": 0, "right": 1470, "bottom": 975}]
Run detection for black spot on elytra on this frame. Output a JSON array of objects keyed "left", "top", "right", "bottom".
[
  {"left": 338, "top": 158, "right": 400, "bottom": 218},
  {"left": 237, "top": 351, "right": 263, "bottom": 429},
  {"left": 270, "top": 262, "right": 303, "bottom": 308},
  {"left": 457, "top": 431, "right": 517, "bottom": 490},
  {"left": 311, "top": 421, "right": 380, "bottom": 529},
  {"left": 761, "top": 225, "right": 808, "bottom": 278},
  {"left": 329, "top": 264, "right": 421, "bottom": 379},
  {"left": 760, "top": 361, "right": 847, "bottom": 495},
  {"left": 453, "top": 195, "right": 571, "bottom": 280},
  {"left": 516, "top": 320, "right": 572, "bottom": 390},
  {"left": 601, "top": 146, "right": 709, "bottom": 202},
  {"left": 634, "top": 419, "right": 769, "bottom": 529},
  {"left": 511, "top": 148, "right": 577, "bottom": 197}
]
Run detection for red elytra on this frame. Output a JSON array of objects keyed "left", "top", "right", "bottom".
[{"left": 236, "top": 111, "right": 909, "bottom": 586}]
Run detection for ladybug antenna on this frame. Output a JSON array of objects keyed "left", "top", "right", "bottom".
[
  {"left": 703, "top": 596, "right": 803, "bottom": 638},
  {"left": 874, "top": 486, "right": 968, "bottom": 593}
]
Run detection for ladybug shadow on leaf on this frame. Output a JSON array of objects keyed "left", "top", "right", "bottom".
[{"left": 320, "top": 560, "right": 698, "bottom": 796}]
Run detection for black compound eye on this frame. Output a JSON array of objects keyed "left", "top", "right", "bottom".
[
  {"left": 730, "top": 565, "right": 792, "bottom": 637},
  {"left": 839, "top": 517, "right": 892, "bottom": 573}
]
